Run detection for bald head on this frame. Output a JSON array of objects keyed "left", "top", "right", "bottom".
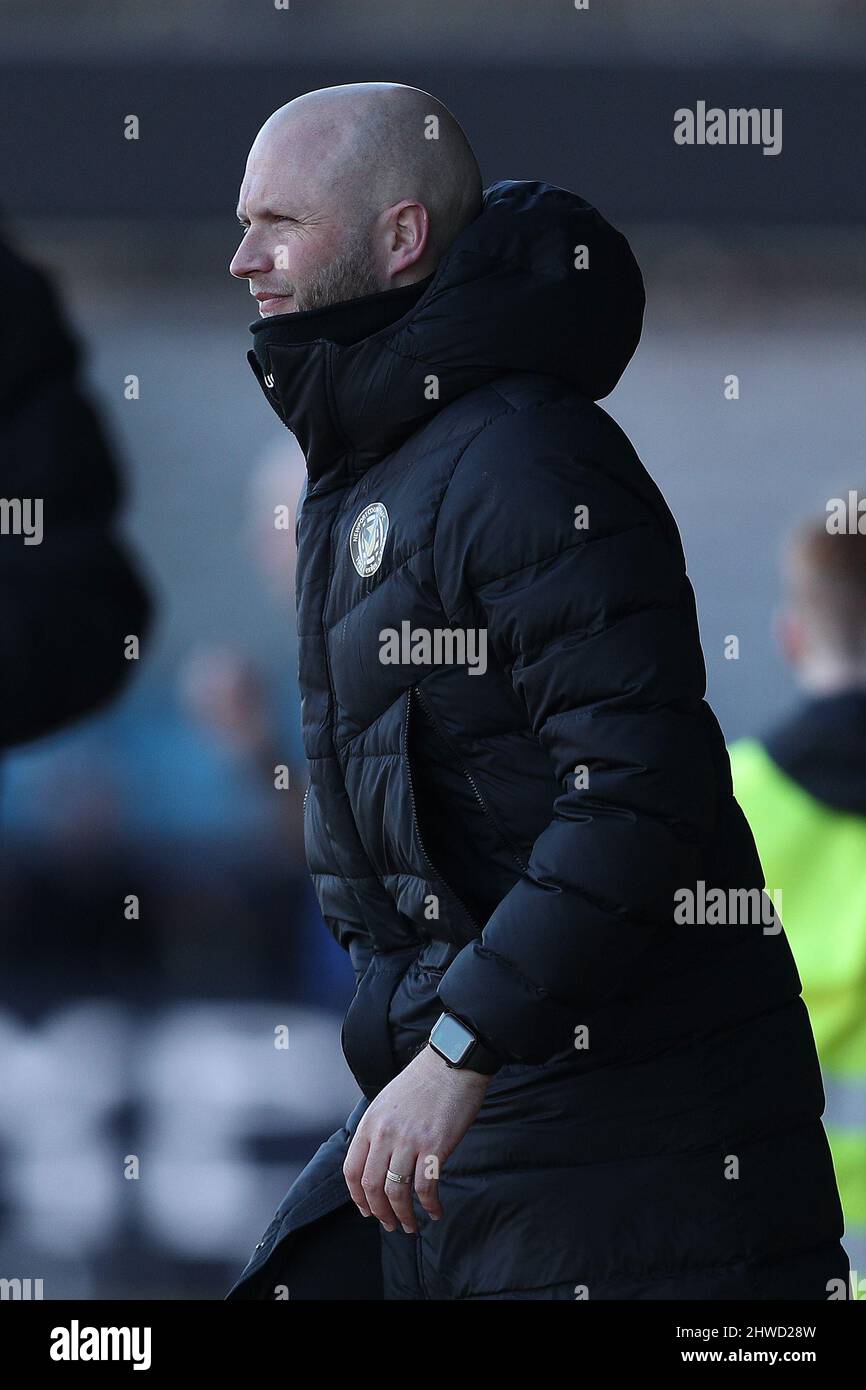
[{"left": 230, "top": 83, "right": 482, "bottom": 317}]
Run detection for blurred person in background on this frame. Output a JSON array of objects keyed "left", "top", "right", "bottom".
[
  {"left": 178, "top": 644, "right": 305, "bottom": 864},
  {"left": 730, "top": 505, "right": 866, "bottom": 1289},
  {"left": 225, "top": 81, "right": 848, "bottom": 1301},
  {"left": 0, "top": 232, "right": 151, "bottom": 752},
  {"left": 175, "top": 436, "right": 351, "bottom": 1003}
]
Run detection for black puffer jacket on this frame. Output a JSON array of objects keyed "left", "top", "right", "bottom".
[
  {"left": 0, "top": 233, "right": 151, "bottom": 747},
  {"left": 227, "top": 181, "right": 848, "bottom": 1300}
]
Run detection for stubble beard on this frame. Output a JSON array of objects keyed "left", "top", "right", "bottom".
[{"left": 292, "top": 230, "right": 384, "bottom": 314}]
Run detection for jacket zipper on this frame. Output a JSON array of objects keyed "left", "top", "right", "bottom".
[
  {"left": 403, "top": 688, "right": 480, "bottom": 930},
  {"left": 412, "top": 683, "right": 530, "bottom": 874}
]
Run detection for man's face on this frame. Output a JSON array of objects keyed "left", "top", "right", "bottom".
[{"left": 229, "top": 114, "right": 384, "bottom": 317}]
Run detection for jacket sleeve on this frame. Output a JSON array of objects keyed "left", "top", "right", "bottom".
[
  {"left": 433, "top": 410, "right": 717, "bottom": 1065},
  {"left": 0, "top": 234, "right": 152, "bottom": 747}
]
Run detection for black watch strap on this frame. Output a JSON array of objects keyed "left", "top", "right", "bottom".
[{"left": 461, "top": 1036, "right": 505, "bottom": 1076}]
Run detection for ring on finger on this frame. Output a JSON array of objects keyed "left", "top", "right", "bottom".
[{"left": 386, "top": 1168, "right": 412, "bottom": 1186}]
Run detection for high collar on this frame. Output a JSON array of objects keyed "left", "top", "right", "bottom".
[
  {"left": 764, "top": 689, "right": 866, "bottom": 815},
  {"left": 247, "top": 179, "right": 646, "bottom": 490},
  {"left": 248, "top": 275, "right": 435, "bottom": 491}
]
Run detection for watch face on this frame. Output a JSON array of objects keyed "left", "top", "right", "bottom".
[{"left": 431, "top": 1013, "right": 474, "bottom": 1066}]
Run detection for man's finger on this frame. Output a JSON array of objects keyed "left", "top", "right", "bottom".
[
  {"left": 359, "top": 1143, "right": 397, "bottom": 1229},
  {"left": 384, "top": 1150, "right": 418, "bottom": 1233},
  {"left": 414, "top": 1148, "right": 444, "bottom": 1221},
  {"left": 342, "top": 1130, "right": 372, "bottom": 1217}
]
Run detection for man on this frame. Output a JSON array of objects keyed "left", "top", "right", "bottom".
[
  {"left": 730, "top": 512, "right": 866, "bottom": 1288},
  {"left": 226, "top": 82, "right": 848, "bottom": 1300}
]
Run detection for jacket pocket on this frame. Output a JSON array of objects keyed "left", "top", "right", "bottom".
[
  {"left": 411, "top": 682, "right": 530, "bottom": 874},
  {"left": 402, "top": 686, "right": 481, "bottom": 937}
]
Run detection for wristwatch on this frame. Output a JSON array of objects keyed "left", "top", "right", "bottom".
[{"left": 428, "top": 1011, "right": 504, "bottom": 1076}]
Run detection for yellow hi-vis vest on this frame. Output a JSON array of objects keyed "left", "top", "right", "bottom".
[{"left": 730, "top": 737, "right": 866, "bottom": 1295}]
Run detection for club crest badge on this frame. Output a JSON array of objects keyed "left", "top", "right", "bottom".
[{"left": 349, "top": 502, "right": 389, "bottom": 577}]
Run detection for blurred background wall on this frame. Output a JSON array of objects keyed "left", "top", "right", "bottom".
[{"left": 0, "top": 0, "right": 863, "bottom": 1297}]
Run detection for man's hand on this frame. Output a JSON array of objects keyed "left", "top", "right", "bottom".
[{"left": 343, "top": 1044, "right": 491, "bottom": 1234}]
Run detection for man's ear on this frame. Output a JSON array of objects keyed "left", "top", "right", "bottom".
[{"left": 386, "top": 200, "right": 430, "bottom": 279}]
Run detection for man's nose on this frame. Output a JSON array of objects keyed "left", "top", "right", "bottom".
[{"left": 229, "top": 234, "right": 271, "bottom": 280}]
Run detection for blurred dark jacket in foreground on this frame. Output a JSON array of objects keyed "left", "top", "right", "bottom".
[{"left": 0, "top": 234, "right": 150, "bottom": 747}]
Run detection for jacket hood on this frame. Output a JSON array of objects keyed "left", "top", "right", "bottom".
[
  {"left": 764, "top": 690, "right": 866, "bottom": 816},
  {"left": 248, "top": 179, "right": 645, "bottom": 487}
]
